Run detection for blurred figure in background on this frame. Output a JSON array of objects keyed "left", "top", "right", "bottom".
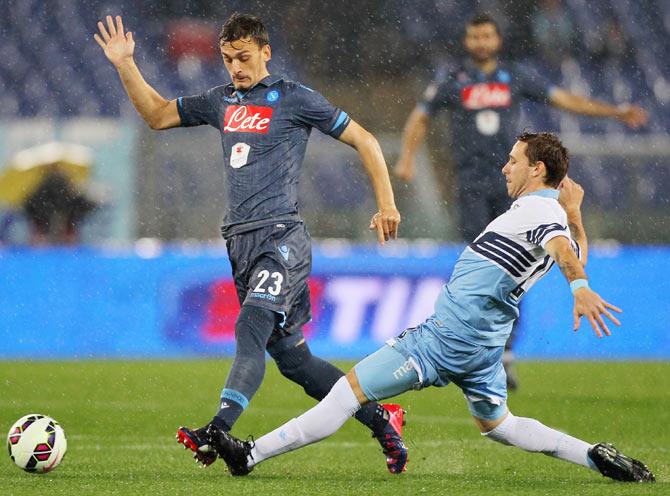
[
  {"left": 23, "top": 170, "right": 97, "bottom": 245},
  {"left": 394, "top": 13, "right": 648, "bottom": 390},
  {"left": 0, "top": 142, "right": 98, "bottom": 246}
]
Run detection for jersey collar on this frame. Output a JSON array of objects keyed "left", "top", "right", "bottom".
[
  {"left": 225, "top": 74, "right": 284, "bottom": 101},
  {"left": 257, "top": 74, "right": 283, "bottom": 86},
  {"left": 464, "top": 58, "right": 499, "bottom": 80},
  {"left": 525, "top": 188, "right": 559, "bottom": 200}
]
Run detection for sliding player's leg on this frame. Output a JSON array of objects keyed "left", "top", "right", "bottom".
[
  {"left": 210, "top": 343, "right": 418, "bottom": 475},
  {"left": 267, "top": 329, "right": 407, "bottom": 472},
  {"left": 464, "top": 354, "right": 655, "bottom": 483}
]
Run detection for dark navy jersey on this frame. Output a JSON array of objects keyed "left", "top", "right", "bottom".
[
  {"left": 420, "top": 60, "right": 555, "bottom": 169},
  {"left": 177, "top": 74, "right": 351, "bottom": 236}
]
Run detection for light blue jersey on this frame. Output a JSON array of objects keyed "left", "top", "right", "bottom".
[
  {"left": 433, "top": 189, "right": 577, "bottom": 346},
  {"left": 356, "top": 189, "right": 580, "bottom": 417}
]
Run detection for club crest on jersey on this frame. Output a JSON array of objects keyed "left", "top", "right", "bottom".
[
  {"left": 224, "top": 105, "right": 273, "bottom": 133},
  {"left": 461, "top": 82, "right": 511, "bottom": 110},
  {"left": 266, "top": 89, "right": 280, "bottom": 102}
]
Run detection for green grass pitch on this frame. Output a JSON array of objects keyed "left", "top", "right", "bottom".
[{"left": 1, "top": 360, "right": 667, "bottom": 495}]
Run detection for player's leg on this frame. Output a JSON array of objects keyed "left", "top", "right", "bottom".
[
  {"left": 465, "top": 354, "right": 654, "bottom": 482},
  {"left": 475, "top": 408, "right": 654, "bottom": 481},
  {"left": 177, "top": 227, "right": 284, "bottom": 464},
  {"left": 265, "top": 222, "right": 408, "bottom": 470},
  {"left": 176, "top": 303, "right": 279, "bottom": 465},
  {"left": 210, "top": 344, "right": 419, "bottom": 475},
  {"left": 213, "top": 303, "right": 279, "bottom": 429},
  {"left": 267, "top": 301, "right": 407, "bottom": 472},
  {"left": 473, "top": 404, "right": 596, "bottom": 468},
  {"left": 267, "top": 331, "right": 405, "bottom": 426},
  {"left": 460, "top": 345, "right": 594, "bottom": 468}
]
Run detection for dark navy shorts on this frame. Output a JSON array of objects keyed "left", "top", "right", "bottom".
[{"left": 226, "top": 221, "right": 312, "bottom": 336}]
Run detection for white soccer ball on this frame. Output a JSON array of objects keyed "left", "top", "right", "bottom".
[{"left": 6, "top": 414, "right": 67, "bottom": 473}]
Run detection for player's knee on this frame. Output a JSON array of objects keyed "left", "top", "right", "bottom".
[
  {"left": 269, "top": 339, "right": 312, "bottom": 378},
  {"left": 269, "top": 338, "right": 343, "bottom": 399},
  {"left": 346, "top": 368, "right": 372, "bottom": 405},
  {"left": 481, "top": 412, "right": 514, "bottom": 445}
]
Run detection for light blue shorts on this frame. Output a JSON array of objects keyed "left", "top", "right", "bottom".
[{"left": 354, "top": 321, "right": 508, "bottom": 421}]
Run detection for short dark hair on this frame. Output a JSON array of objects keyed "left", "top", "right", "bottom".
[
  {"left": 219, "top": 13, "right": 269, "bottom": 47},
  {"left": 517, "top": 132, "right": 569, "bottom": 187},
  {"left": 466, "top": 13, "right": 501, "bottom": 35}
]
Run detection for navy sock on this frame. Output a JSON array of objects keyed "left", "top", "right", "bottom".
[
  {"left": 267, "top": 334, "right": 388, "bottom": 435},
  {"left": 213, "top": 305, "right": 277, "bottom": 430}
]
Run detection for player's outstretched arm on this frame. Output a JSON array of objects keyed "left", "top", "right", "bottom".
[
  {"left": 338, "top": 120, "right": 400, "bottom": 244},
  {"left": 94, "top": 15, "right": 180, "bottom": 130},
  {"left": 549, "top": 88, "right": 648, "bottom": 129},
  {"left": 393, "top": 107, "right": 430, "bottom": 182},
  {"left": 545, "top": 236, "right": 622, "bottom": 338},
  {"left": 558, "top": 176, "right": 588, "bottom": 265}
]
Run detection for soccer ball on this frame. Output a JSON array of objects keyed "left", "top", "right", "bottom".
[{"left": 6, "top": 414, "right": 67, "bottom": 473}]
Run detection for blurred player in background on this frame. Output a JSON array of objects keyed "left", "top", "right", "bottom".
[
  {"left": 209, "top": 132, "right": 654, "bottom": 484},
  {"left": 394, "top": 13, "right": 648, "bottom": 389},
  {"left": 94, "top": 13, "right": 407, "bottom": 473}
]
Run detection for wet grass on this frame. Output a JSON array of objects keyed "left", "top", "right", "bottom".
[{"left": 0, "top": 360, "right": 667, "bottom": 495}]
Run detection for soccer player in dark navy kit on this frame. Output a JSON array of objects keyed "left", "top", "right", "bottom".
[
  {"left": 394, "top": 13, "right": 648, "bottom": 389},
  {"left": 95, "top": 13, "right": 407, "bottom": 473}
]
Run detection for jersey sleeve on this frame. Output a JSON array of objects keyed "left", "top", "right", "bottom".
[
  {"left": 515, "top": 63, "right": 556, "bottom": 103},
  {"left": 523, "top": 204, "right": 570, "bottom": 249},
  {"left": 293, "top": 84, "right": 350, "bottom": 138},
  {"left": 530, "top": 223, "right": 570, "bottom": 249},
  {"left": 177, "top": 88, "right": 220, "bottom": 129},
  {"left": 418, "top": 80, "right": 454, "bottom": 117}
]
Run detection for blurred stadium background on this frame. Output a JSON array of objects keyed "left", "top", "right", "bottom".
[{"left": 0, "top": 0, "right": 668, "bottom": 361}]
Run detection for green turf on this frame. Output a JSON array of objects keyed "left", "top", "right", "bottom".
[{"left": 0, "top": 360, "right": 667, "bottom": 495}]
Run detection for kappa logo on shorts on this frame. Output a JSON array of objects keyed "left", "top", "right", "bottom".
[{"left": 278, "top": 245, "right": 290, "bottom": 261}]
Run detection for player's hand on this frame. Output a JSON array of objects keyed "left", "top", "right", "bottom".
[
  {"left": 94, "top": 15, "right": 135, "bottom": 67},
  {"left": 572, "top": 287, "right": 622, "bottom": 338},
  {"left": 558, "top": 176, "right": 584, "bottom": 216},
  {"left": 369, "top": 206, "right": 401, "bottom": 245},
  {"left": 393, "top": 156, "right": 415, "bottom": 182},
  {"left": 617, "top": 104, "right": 648, "bottom": 129}
]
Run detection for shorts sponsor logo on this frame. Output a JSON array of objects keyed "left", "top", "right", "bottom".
[
  {"left": 250, "top": 292, "right": 277, "bottom": 302},
  {"left": 461, "top": 82, "right": 511, "bottom": 110},
  {"left": 393, "top": 359, "right": 415, "bottom": 380},
  {"left": 224, "top": 105, "right": 273, "bottom": 133}
]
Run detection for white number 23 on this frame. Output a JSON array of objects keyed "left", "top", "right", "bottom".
[{"left": 253, "top": 270, "right": 283, "bottom": 296}]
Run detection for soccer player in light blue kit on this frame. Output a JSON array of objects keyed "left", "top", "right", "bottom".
[{"left": 209, "top": 132, "right": 655, "bottom": 482}]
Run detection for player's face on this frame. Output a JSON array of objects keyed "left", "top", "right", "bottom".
[
  {"left": 220, "top": 38, "right": 272, "bottom": 90},
  {"left": 502, "top": 141, "right": 540, "bottom": 198},
  {"left": 464, "top": 23, "right": 502, "bottom": 63}
]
